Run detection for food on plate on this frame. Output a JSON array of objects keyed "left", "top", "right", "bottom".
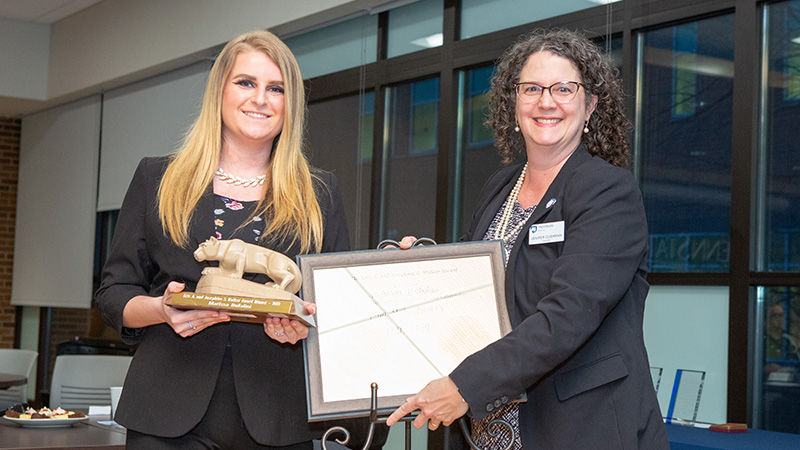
[{"left": 4, "top": 405, "right": 86, "bottom": 420}]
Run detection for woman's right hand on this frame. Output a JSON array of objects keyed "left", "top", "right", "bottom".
[
  {"left": 122, "top": 281, "right": 230, "bottom": 338},
  {"left": 159, "top": 281, "right": 230, "bottom": 337}
]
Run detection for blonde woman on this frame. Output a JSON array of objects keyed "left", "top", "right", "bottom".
[{"left": 96, "top": 30, "right": 355, "bottom": 449}]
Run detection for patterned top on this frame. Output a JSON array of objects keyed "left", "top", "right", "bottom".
[
  {"left": 471, "top": 192, "right": 534, "bottom": 450},
  {"left": 484, "top": 196, "right": 537, "bottom": 265},
  {"left": 213, "top": 195, "right": 264, "bottom": 241}
]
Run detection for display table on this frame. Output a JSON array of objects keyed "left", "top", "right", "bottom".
[
  {"left": 0, "top": 373, "right": 26, "bottom": 389},
  {"left": 667, "top": 423, "right": 800, "bottom": 449},
  {"left": 0, "top": 414, "right": 125, "bottom": 450}
]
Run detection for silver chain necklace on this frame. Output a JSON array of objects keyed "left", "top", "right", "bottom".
[{"left": 215, "top": 167, "right": 266, "bottom": 187}]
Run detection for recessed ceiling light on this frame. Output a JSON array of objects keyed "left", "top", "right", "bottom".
[{"left": 410, "top": 33, "right": 443, "bottom": 48}]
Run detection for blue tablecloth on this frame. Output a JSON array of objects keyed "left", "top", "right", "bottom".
[{"left": 666, "top": 423, "right": 800, "bottom": 449}]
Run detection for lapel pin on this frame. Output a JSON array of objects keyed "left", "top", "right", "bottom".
[{"left": 546, "top": 198, "right": 557, "bottom": 209}]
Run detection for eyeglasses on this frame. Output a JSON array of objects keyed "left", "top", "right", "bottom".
[{"left": 514, "top": 81, "right": 585, "bottom": 103}]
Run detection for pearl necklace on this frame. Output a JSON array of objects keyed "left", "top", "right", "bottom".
[
  {"left": 493, "top": 162, "right": 532, "bottom": 241},
  {"left": 215, "top": 167, "right": 266, "bottom": 187}
]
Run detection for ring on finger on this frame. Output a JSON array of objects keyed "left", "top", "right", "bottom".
[
  {"left": 430, "top": 422, "right": 439, "bottom": 429},
  {"left": 274, "top": 330, "right": 285, "bottom": 336},
  {"left": 187, "top": 321, "right": 196, "bottom": 330}
]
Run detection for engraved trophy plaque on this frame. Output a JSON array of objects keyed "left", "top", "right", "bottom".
[{"left": 166, "top": 237, "right": 315, "bottom": 326}]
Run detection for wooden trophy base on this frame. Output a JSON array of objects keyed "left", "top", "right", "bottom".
[{"left": 166, "top": 274, "right": 315, "bottom": 327}]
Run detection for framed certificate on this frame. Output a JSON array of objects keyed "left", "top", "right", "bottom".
[{"left": 297, "top": 240, "right": 510, "bottom": 421}]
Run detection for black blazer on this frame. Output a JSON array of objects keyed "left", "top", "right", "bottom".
[
  {"left": 449, "top": 147, "right": 669, "bottom": 449},
  {"left": 95, "top": 157, "right": 350, "bottom": 445}
]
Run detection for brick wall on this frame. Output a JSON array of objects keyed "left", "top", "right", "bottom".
[{"left": 0, "top": 118, "right": 20, "bottom": 348}]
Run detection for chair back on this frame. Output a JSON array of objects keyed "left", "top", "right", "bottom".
[
  {"left": 0, "top": 349, "right": 38, "bottom": 409},
  {"left": 49, "top": 354, "right": 132, "bottom": 409}
]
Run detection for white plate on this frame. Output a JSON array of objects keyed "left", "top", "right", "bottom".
[{"left": 2, "top": 415, "right": 88, "bottom": 428}]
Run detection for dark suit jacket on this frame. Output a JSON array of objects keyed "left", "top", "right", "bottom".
[
  {"left": 449, "top": 147, "right": 669, "bottom": 449},
  {"left": 95, "top": 157, "right": 351, "bottom": 445}
]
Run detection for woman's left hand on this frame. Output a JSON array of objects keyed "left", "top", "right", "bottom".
[
  {"left": 386, "top": 376, "right": 469, "bottom": 431},
  {"left": 263, "top": 301, "right": 317, "bottom": 344}
]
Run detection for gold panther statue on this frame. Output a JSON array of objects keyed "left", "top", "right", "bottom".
[{"left": 193, "top": 237, "right": 302, "bottom": 294}]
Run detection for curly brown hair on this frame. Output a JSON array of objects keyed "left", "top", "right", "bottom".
[{"left": 486, "top": 28, "right": 631, "bottom": 167}]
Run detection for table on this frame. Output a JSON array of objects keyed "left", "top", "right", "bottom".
[
  {"left": 0, "top": 373, "right": 26, "bottom": 389},
  {"left": 666, "top": 423, "right": 800, "bottom": 449},
  {"left": 0, "top": 415, "right": 125, "bottom": 450}
]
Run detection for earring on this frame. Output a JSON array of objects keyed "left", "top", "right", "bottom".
[
  {"left": 514, "top": 123, "right": 520, "bottom": 132},
  {"left": 583, "top": 120, "right": 589, "bottom": 134}
]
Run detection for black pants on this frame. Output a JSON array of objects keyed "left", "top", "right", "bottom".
[{"left": 126, "top": 347, "right": 313, "bottom": 450}]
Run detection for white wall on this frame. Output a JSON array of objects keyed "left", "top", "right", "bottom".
[
  {"left": 0, "top": 0, "right": 400, "bottom": 118},
  {"left": 46, "top": 0, "right": 365, "bottom": 99},
  {"left": 0, "top": 17, "right": 49, "bottom": 100},
  {"left": 643, "top": 285, "right": 730, "bottom": 425}
]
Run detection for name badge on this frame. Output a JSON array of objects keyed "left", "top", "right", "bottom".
[{"left": 528, "top": 221, "right": 565, "bottom": 245}]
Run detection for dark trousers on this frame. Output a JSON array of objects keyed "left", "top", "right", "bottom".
[{"left": 126, "top": 347, "right": 313, "bottom": 450}]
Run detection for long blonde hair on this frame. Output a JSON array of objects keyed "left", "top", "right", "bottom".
[{"left": 158, "top": 30, "right": 323, "bottom": 253}]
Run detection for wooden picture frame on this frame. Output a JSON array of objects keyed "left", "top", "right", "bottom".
[{"left": 297, "top": 240, "right": 510, "bottom": 421}]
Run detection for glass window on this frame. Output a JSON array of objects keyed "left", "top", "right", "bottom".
[
  {"left": 643, "top": 286, "right": 729, "bottom": 425},
  {"left": 381, "top": 78, "right": 440, "bottom": 242},
  {"left": 460, "top": 0, "right": 619, "bottom": 39},
  {"left": 284, "top": 15, "right": 377, "bottom": 79},
  {"left": 307, "top": 93, "right": 374, "bottom": 249},
  {"left": 611, "top": 35, "right": 624, "bottom": 70},
  {"left": 672, "top": 23, "right": 698, "bottom": 118},
  {"left": 637, "top": 14, "right": 734, "bottom": 273},
  {"left": 408, "top": 78, "right": 439, "bottom": 154},
  {"left": 387, "top": 0, "right": 443, "bottom": 58},
  {"left": 452, "top": 66, "right": 502, "bottom": 241},
  {"left": 596, "top": 34, "right": 624, "bottom": 73},
  {"left": 755, "top": 286, "right": 800, "bottom": 433},
  {"left": 93, "top": 210, "right": 119, "bottom": 292},
  {"left": 757, "top": 1, "right": 800, "bottom": 272}
]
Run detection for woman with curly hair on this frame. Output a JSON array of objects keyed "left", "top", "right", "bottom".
[{"left": 388, "top": 28, "right": 668, "bottom": 449}]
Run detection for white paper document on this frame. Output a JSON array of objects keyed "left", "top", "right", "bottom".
[{"left": 313, "top": 255, "right": 503, "bottom": 403}]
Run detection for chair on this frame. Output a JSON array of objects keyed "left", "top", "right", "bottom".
[
  {"left": 0, "top": 349, "right": 38, "bottom": 409},
  {"left": 49, "top": 354, "right": 132, "bottom": 409}
]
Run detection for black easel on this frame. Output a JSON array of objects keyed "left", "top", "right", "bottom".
[{"left": 320, "top": 383, "right": 515, "bottom": 450}]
